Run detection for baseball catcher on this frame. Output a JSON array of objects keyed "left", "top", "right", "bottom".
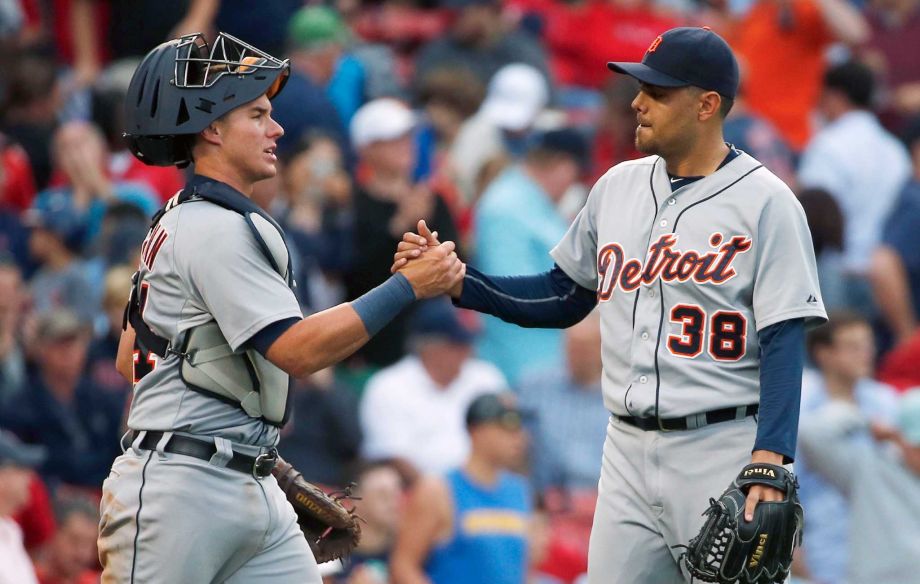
[{"left": 681, "top": 463, "right": 804, "bottom": 583}]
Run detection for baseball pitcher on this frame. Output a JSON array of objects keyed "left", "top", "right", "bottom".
[{"left": 393, "top": 27, "right": 827, "bottom": 584}]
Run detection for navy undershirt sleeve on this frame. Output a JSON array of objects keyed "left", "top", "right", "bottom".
[
  {"left": 754, "top": 317, "right": 805, "bottom": 463},
  {"left": 455, "top": 264, "right": 598, "bottom": 328},
  {"left": 244, "top": 316, "right": 302, "bottom": 358}
]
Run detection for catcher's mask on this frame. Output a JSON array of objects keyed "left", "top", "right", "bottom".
[{"left": 124, "top": 32, "right": 290, "bottom": 168}]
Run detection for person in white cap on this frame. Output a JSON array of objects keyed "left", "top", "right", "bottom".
[
  {"left": 344, "top": 98, "right": 462, "bottom": 369},
  {"left": 799, "top": 387, "right": 920, "bottom": 582},
  {"left": 450, "top": 63, "right": 550, "bottom": 204}
]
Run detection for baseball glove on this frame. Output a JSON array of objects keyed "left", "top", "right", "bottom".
[
  {"left": 680, "top": 463, "right": 804, "bottom": 584},
  {"left": 272, "top": 457, "right": 361, "bottom": 564}
]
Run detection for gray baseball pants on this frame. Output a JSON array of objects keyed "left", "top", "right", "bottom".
[
  {"left": 98, "top": 432, "right": 321, "bottom": 584},
  {"left": 586, "top": 415, "right": 759, "bottom": 584}
]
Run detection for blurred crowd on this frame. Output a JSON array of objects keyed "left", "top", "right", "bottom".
[{"left": 0, "top": 0, "right": 919, "bottom": 583}]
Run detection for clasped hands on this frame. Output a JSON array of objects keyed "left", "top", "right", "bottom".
[{"left": 392, "top": 220, "right": 466, "bottom": 299}]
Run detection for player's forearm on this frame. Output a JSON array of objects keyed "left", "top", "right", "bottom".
[
  {"left": 753, "top": 318, "right": 805, "bottom": 463},
  {"left": 869, "top": 246, "right": 917, "bottom": 342},
  {"left": 814, "top": 0, "right": 870, "bottom": 45},
  {"left": 268, "top": 304, "right": 370, "bottom": 377},
  {"left": 455, "top": 265, "right": 597, "bottom": 329},
  {"left": 268, "top": 275, "right": 415, "bottom": 376}
]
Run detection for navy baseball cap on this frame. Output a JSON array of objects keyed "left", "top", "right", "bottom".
[
  {"left": 607, "top": 27, "right": 740, "bottom": 100},
  {"left": 409, "top": 298, "right": 476, "bottom": 344}
]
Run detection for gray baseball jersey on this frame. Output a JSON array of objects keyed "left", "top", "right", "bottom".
[
  {"left": 551, "top": 151, "right": 827, "bottom": 418},
  {"left": 127, "top": 199, "right": 303, "bottom": 446}
]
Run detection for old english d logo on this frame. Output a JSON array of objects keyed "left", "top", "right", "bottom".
[{"left": 647, "top": 36, "right": 663, "bottom": 53}]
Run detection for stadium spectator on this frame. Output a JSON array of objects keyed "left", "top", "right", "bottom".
[
  {"left": 528, "top": 502, "right": 564, "bottom": 584},
  {"left": 727, "top": 0, "right": 869, "bottom": 151},
  {"left": 85, "top": 265, "right": 134, "bottom": 398},
  {"left": 215, "top": 0, "right": 299, "bottom": 57},
  {"left": 799, "top": 388, "right": 920, "bottom": 582},
  {"left": 412, "top": 0, "right": 550, "bottom": 95},
  {"left": 343, "top": 99, "right": 459, "bottom": 369},
  {"left": 797, "top": 187, "right": 847, "bottom": 310},
  {"left": 0, "top": 52, "right": 61, "bottom": 189},
  {"left": 277, "top": 368, "right": 363, "bottom": 489},
  {"left": 0, "top": 429, "right": 45, "bottom": 584},
  {"left": 13, "top": 472, "right": 56, "bottom": 553},
  {"left": 798, "top": 61, "right": 912, "bottom": 312},
  {"left": 33, "top": 496, "right": 101, "bottom": 584},
  {"left": 24, "top": 191, "right": 98, "bottom": 325},
  {"left": 0, "top": 130, "right": 36, "bottom": 212},
  {"left": 39, "top": 121, "right": 158, "bottom": 249},
  {"left": 450, "top": 63, "right": 549, "bottom": 205},
  {"left": 415, "top": 66, "right": 486, "bottom": 236},
  {"left": 590, "top": 77, "right": 643, "bottom": 182},
  {"left": 723, "top": 91, "right": 795, "bottom": 187},
  {"left": 360, "top": 298, "right": 507, "bottom": 475},
  {"left": 67, "top": 0, "right": 218, "bottom": 88},
  {"left": 272, "top": 133, "right": 355, "bottom": 311},
  {"left": 878, "top": 328, "right": 920, "bottom": 390},
  {"left": 390, "top": 392, "right": 531, "bottom": 584},
  {"left": 0, "top": 309, "right": 125, "bottom": 490},
  {"left": 336, "top": 459, "right": 406, "bottom": 584},
  {"left": 863, "top": 0, "right": 920, "bottom": 126},
  {"left": 272, "top": 7, "right": 351, "bottom": 158},
  {"left": 506, "top": 0, "right": 680, "bottom": 89},
  {"left": 286, "top": 5, "right": 404, "bottom": 129},
  {"left": 0, "top": 257, "right": 26, "bottom": 406},
  {"left": 795, "top": 312, "right": 899, "bottom": 583},
  {"left": 869, "top": 117, "right": 920, "bottom": 345},
  {"left": 518, "top": 310, "right": 607, "bottom": 493},
  {"left": 472, "top": 128, "right": 587, "bottom": 384}
]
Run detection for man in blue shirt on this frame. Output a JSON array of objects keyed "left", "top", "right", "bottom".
[
  {"left": 473, "top": 129, "right": 588, "bottom": 384},
  {"left": 390, "top": 393, "right": 531, "bottom": 584}
]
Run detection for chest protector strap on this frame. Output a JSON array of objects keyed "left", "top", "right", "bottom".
[{"left": 124, "top": 180, "right": 297, "bottom": 426}]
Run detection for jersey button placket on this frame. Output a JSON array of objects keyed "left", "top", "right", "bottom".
[
  {"left": 639, "top": 375, "right": 648, "bottom": 384},
  {"left": 641, "top": 332, "right": 649, "bottom": 340}
]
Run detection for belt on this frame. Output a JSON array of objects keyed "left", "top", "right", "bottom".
[
  {"left": 615, "top": 404, "right": 758, "bottom": 431},
  {"left": 129, "top": 431, "right": 278, "bottom": 478}
]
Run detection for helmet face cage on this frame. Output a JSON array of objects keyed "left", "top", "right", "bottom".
[{"left": 174, "top": 32, "right": 288, "bottom": 98}]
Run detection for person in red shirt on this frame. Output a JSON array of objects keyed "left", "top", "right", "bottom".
[
  {"left": 0, "top": 133, "right": 37, "bottom": 213},
  {"left": 726, "top": 0, "right": 869, "bottom": 151},
  {"left": 509, "top": 0, "right": 681, "bottom": 89}
]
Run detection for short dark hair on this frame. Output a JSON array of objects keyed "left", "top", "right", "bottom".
[
  {"left": 719, "top": 95, "right": 734, "bottom": 118},
  {"left": 806, "top": 310, "right": 870, "bottom": 362},
  {"left": 797, "top": 188, "right": 844, "bottom": 256},
  {"left": 418, "top": 67, "right": 485, "bottom": 119},
  {"left": 824, "top": 60, "right": 875, "bottom": 109}
]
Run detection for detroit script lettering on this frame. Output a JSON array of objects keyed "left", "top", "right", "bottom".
[{"left": 596, "top": 232, "right": 753, "bottom": 300}]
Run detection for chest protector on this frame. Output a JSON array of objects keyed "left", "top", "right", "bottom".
[{"left": 125, "top": 179, "right": 296, "bottom": 427}]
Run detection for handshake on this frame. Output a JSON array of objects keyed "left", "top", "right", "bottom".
[{"left": 390, "top": 220, "right": 466, "bottom": 300}]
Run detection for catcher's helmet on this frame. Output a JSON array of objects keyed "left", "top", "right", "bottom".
[{"left": 124, "top": 32, "right": 290, "bottom": 167}]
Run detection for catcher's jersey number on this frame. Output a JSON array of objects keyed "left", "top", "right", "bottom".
[
  {"left": 667, "top": 304, "right": 746, "bottom": 361},
  {"left": 132, "top": 281, "right": 159, "bottom": 383}
]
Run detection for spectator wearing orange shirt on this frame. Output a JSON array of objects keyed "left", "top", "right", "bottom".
[{"left": 728, "top": 0, "right": 869, "bottom": 151}]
